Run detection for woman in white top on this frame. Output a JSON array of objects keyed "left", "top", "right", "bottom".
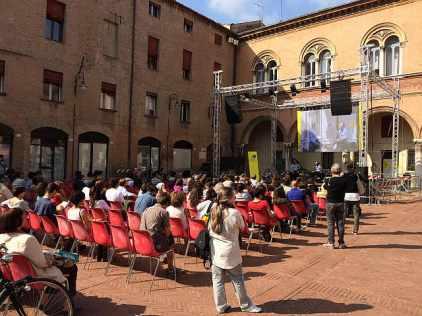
[
  {"left": 66, "top": 192, "right": 91, "bottom": 227},
  {"left": 0, "top": 208, "right": 78, "bottom": 296},
  {"left": 166, "top": 192, "right": 188, "bottom": 230},
  {"left": 1, "top": 186, "right": 29, "bottom": 211},
  {"left": 209, "top": 187, "right": 262, "bottom": 314},
  {"left": 90, "top": 181, "right": 110, "bottom": 211}
]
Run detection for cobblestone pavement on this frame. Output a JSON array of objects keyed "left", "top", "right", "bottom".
[{"left": 75, "top": 202, "right": 422, "bottom": 315}]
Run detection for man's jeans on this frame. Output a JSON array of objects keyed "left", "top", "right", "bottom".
[
  {"left": 345, "top": 201, "right": 361, "bottom": 233},
  {"left": 326, "top": 202, "right": 345, "bottom": 245},
  {"left": 211, "top": 264, "right": 252, "bottom": 313}
]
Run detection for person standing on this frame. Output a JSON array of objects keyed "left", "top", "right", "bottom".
[
  {"left": 323, "top": 163, "right": 347, "bottom": 249},
  {"left": 344, "top": 162, "right": 361, "bottom": 235},
  {"left": 209, "top": 187, "right": 262, "bottom": 314}
]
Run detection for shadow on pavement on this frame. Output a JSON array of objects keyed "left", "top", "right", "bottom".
[
  {"left": 259, "top": 298, "right": 373, "bottom": 314},
  {"left": 348, "top": 243, "right": 422, "bottom": 250},
  {"left": 76, "top": 294, "right": 145, "bottom": 315},
  {"left": 358, "top": 231, "right": 422, "bottom": 236}
]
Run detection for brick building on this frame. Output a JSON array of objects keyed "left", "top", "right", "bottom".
[{"left": 1, "top": 0, "right": 421, "bottom": 179}]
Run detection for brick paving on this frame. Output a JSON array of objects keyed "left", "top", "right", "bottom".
[{"left": 75, "top": 202, "right": 422, "bottom": 315}]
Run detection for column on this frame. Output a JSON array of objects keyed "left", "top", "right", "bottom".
[{"left": 415, "top": 141, "right": 422, "bottom": 177}]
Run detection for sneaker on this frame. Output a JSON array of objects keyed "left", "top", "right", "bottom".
[
  {"left": 353, "top": 232, "right": 358, "bottom": 235},
  {"left": 322, "top": 243, "right": 335, "bottom": 249},
  {"left": 338, "top": 243, "right": 347, "bottom": 249},
  {"left": 241, "top": 305, "right": 262, "bottom": 313},
  {"left": 217, "top": 305, "right": 231, "bottom": 314}
]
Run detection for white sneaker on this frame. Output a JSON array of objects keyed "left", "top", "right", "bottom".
[
  {"left": 241, "top": 305, "right": 262, "bottom": 313},
  {"left": 322, "top": 243, "right": 335, "bottom": 249}
]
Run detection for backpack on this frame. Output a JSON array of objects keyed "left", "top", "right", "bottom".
[{"left": 194, "top": 228, "right": 212, "bottom": 269}]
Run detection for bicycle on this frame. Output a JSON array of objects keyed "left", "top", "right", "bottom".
[{"left": 0, "top": 245, "right": 74, "bottom": 316}]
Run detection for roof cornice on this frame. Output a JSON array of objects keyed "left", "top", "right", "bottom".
[{"left": 239, "top": 0, "right": 409, "bottom": 40}]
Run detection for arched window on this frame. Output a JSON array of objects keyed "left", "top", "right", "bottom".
[
  {"left": 304, "top": 54, "right": 316, "bottom": 87},
  {"left": 173, "top": 140, "right": 192, "bottom": 171},
  {"left": 255, "top": 63, "right": 265, "bottom": 83},
  {"left": 137, "top": 137, "right": 161, "bottom": 172},
  {"left": 385, "top": 36, "right": 400, "bottom": 76},
  {"left": 30, "top": 127, "right": 67, "bottom": 180},
  {"left": 78, "top": 132, "right": 109, "bottom": 177},
  {"left": 368, "top": 40, "right": 380, "bottom": 75},
  {"left": 319, "top": 50, "right": 332, "bottom": 80},
  {"left": 267, "top": 60, "right": 278, "bottom": 81}
]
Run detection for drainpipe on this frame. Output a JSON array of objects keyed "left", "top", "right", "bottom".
[
  {"left": 128, "top": 0, "right": 137, "bottom": 168},
  {"left": 230, "top": 43, "right": 238, "bottom": 158}
]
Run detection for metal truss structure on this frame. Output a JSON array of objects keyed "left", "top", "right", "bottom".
[{"left": 212, "top": 46, "right": 401, "bottom": 178}]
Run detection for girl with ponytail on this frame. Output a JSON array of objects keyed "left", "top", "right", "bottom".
[{"left": 209, "top": 187, "right": 262, "bottom": 314}]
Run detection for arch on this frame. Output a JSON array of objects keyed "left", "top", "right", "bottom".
[
  {"left": 138, "top": 137, "right": 161, "bottom": 147},
  {"left": 361, "top": 22, "right": 406, "bottom": 47},
  {"left": 241, "top": 116, "right": 287, "bottom": 145},
  {"left": 251, "top": 50, "right": 281, "bottom": 71},
  {"left": 299, "top": 38, "right": 336, "bottom": 63},
  {"left": 79, "top": 131, "right": 109, "bottom": 144},
  {"left": 368, "top": 107, "right": 418, "bottom": 139},
  {"left": 173, "top": 140, "right": 192, "bottom": 149}
]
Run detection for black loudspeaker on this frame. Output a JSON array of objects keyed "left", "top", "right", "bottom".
[
  {"left": 225, "top": 95, "right": 242, "bottom": 124},
  {"left": 330, "top": 79, "right": 352, "bottom": 116}
]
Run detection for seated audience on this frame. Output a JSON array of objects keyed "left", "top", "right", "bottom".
[{"left": 166, "top": 192, "right": 188, "bottom": 230}]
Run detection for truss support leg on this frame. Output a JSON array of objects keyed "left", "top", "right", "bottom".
[{"left": 213, "top": 71, "right": 223, "bottom": 179}]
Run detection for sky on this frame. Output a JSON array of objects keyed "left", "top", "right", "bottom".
[{"left": 177, "top": 0, "right": 354, "bottom": 26}]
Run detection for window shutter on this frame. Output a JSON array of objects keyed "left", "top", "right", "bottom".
[
  {"left": 47, "top": 0, "right": 65, "bottom": 22},
  {"left": 148, "top": 37, "right": 159, "bottom": 56},
  {"left": 214, "top": 34, "right": 222, "bottom": 45},
  {"left": 0, "top": 60, "right": 4, "bottom": 75},
  {"left": 102, "top": 82, "right": 116, "bottom": 95},
  {"left": 183, "top": 50, "right": 192, "bottom": 71},
  {"left": 44, "top": 69, "right": 63, "bottom": 85}
]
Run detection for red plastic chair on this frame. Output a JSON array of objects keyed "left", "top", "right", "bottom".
[
  {"left": 185, "top": 218, "right": 206, "bottom": 257},
  {"left": 6, "top": 254, "right": 36, "bottom": 281},
  {"left": 40, "top": 216, "right": 59, "bottom": 246},
  {"left": 129, "top": 230, "right": 175, "bottom": 291},
  {"left": 250, "top": 208, "right": 277, "bottom": 243},
  {"left": 21, "top": 211, "right": 31, "bottom": 231},
  {"left": 109, "top": 202, "right": 123, "bottom": 210},
  {"left": 127, "top": 201, "right": 135, "bottom": 213},
  {"left": 56, "top": 215, "right": 74, "bottom": 250},
  {"left": 186, "top": 208, "right": 198, "bottom": 219},
  {"left": 169, "top": 218, "right": 188, "bottom": 239},
  {"left": 91, "top": 208, "right": 107, "bottom": 221},
  {"left": 127, "top": 211, "right": 141, "bottom": 231},
  {"left": 70, "top": 220, "right": 95, "bottom": 265},
  {"left": 235, "top": 201, "right": 252, "bottom": 225},
  {"left": 28, "top": 211, "right": 43, "bottom": 233},
  {"left": 273, "top": 204, "right": 296, "bottom": 238},
  {"left": 291, "top": 200, "right": 307, "bottom": 215},
  {"left": 108, "top": 209, "right": 126, "bottom": 227},
  {"left": 317, "top": 197, "right": 327, "bottom": 221},
  {"left": 107, "top": 225, "right": 134, "bottom": 276}
]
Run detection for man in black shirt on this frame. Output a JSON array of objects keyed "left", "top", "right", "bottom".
[{"left": 323, "top": 163, "right": 347, "bottom": 249}]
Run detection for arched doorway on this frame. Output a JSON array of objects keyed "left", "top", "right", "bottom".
[
  {"left": 0, "top": 123, "right": 14, "bottom": 175},
  {"left": 78, "top": 132, "right": 109, "bottom": 177},
  {"left": 30, "top": 127, "right": 67, "bottom": 180},
  {"left": 173, "top": 140, "right": 192, "bottom": 171},
  {"left": 368, "top": 111, "right": 415, "bottom": 176},
  {"left": 137, "top": 137, "right": 161, "bottom": 172},
  {"left": 247, "top": 120, "right": 284, "bottom": 173}
]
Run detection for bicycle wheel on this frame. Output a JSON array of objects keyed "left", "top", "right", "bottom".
[{"left": 2, "top": 278, "right": 74, "bottom": 316}]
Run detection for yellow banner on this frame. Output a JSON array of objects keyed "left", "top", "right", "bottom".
[{"left": 247, "top": 151, "right": 260, "bottom": 181}]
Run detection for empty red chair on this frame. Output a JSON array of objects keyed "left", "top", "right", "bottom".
[
  {"left": 185, "top": 218, "right": 206, "bottom": 257},
  {"left": 273, "top": 204, "right": 296, "bottom": 238},
  {"left": 56, "top": 215, "right": 74, "bottom": 250},
  {"left": 40, "top": 216, "right": 59, "bottom": 246},
  {"left": 109, "top": 202, "right": 123, "bottom": 210},
  {"left": 127, "top": 211, "right": 141, "bottom": 231},
  {"left": 107, "top": 225, "right": 134, "bottom": 276},
  {"left": 129, "top": 230, "right": 175, "bottom": 291},
  {"left": 91, "top": 208, "right": 107, "bottom": 221},
  {"left": 318, "top": 197, "right": 327, "bottom": 212},
  {"left": 70, "top": 220, "right": 95, "bottom": 263},
  {"left": 108, "top": 209, "right": 125, "bottom": 227},
  {"left": 169, "top": 218, "right": 188, "bottom": 239}
]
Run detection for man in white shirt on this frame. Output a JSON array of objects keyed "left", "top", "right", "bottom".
[
  {"left": 116, "top": 179, "right": 135, "bottom": 198},
  {"left": 105, "top": 178, "right": 124, "bottom": 203}
]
